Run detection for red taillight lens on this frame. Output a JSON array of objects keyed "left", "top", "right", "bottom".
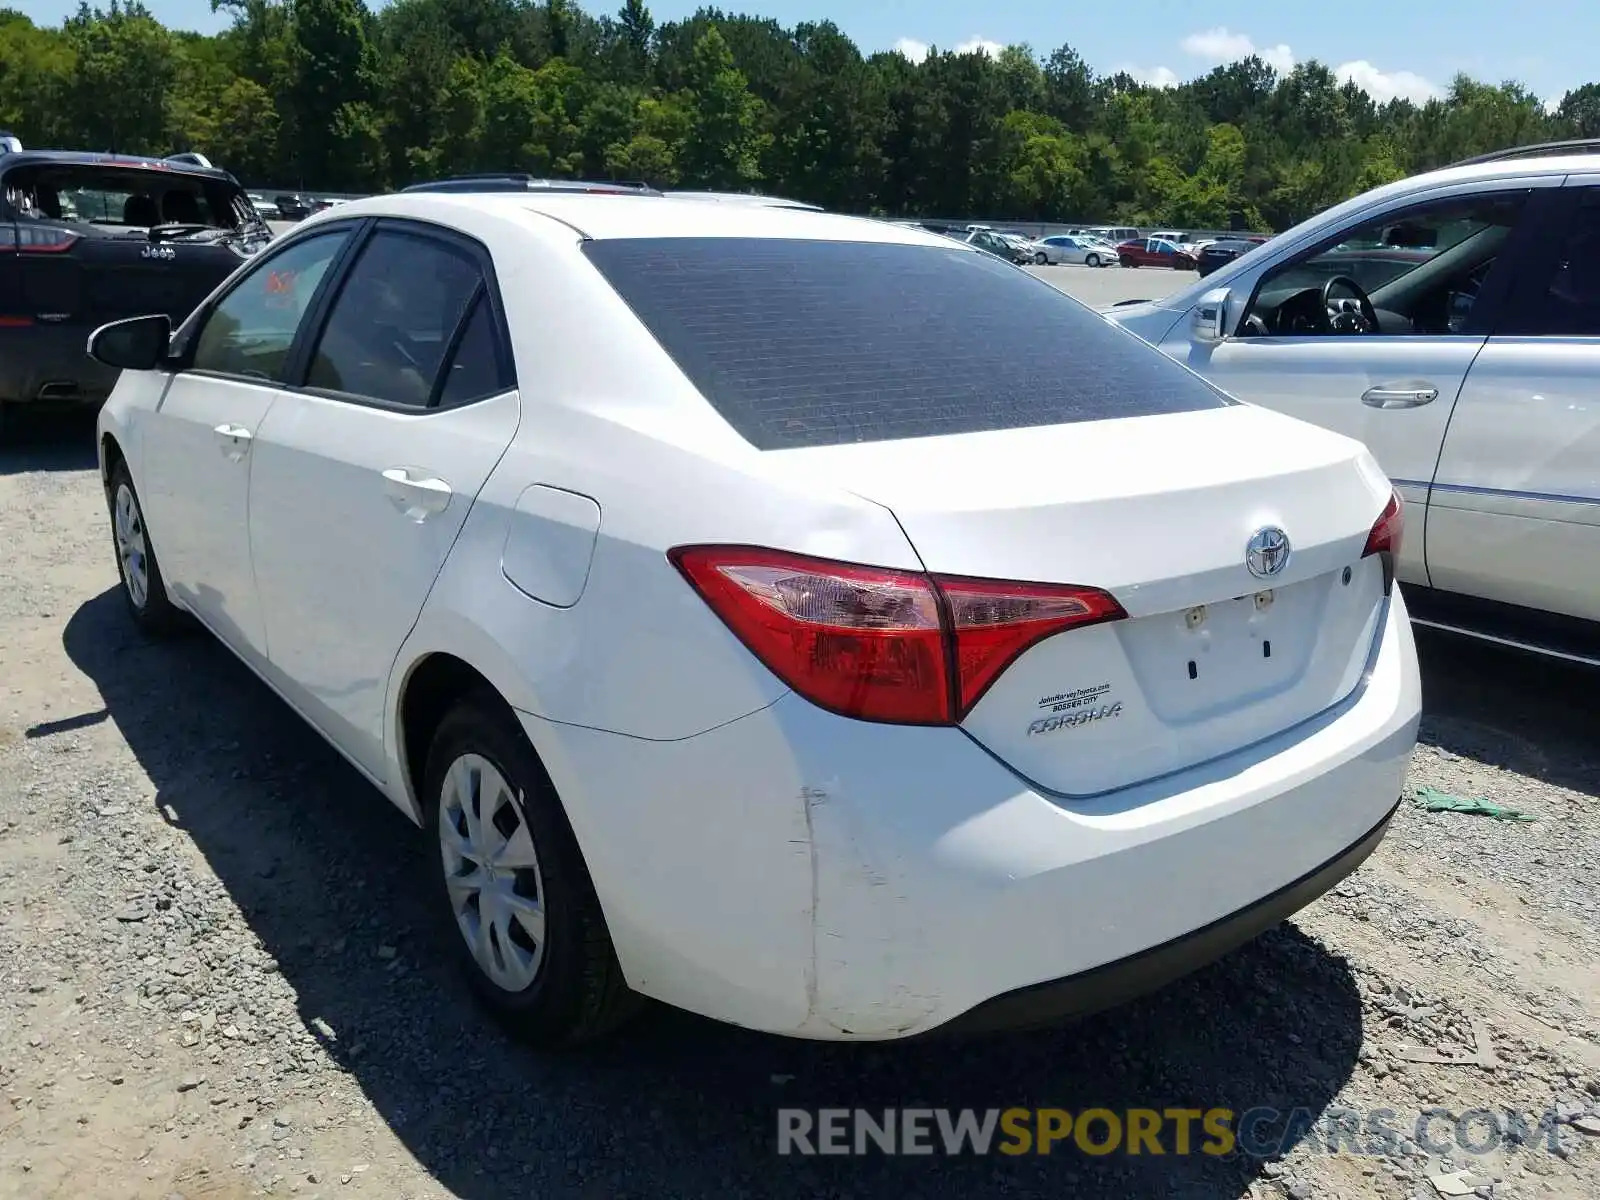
[
  {"left": 15, "top": 226, "right": 79, "bottom": 253},
  {"left": 939, "top": 575, "right": 1126, "bottom": 715},
  {"left": 670, "top": 545, "right": 1124, "bottom": 725},
  {"left": 1362, "top": 489, "right": 1404, "bottom": 559}
]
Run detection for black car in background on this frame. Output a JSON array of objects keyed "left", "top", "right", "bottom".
[
  {"left": 273, "top": 193, "right": 315, "bottom": 220},
  {"left": 0, "top": 145, "right": 273, "bottom": 432},
  {"left": 1195, "top": 236, "right": 1269, "bottom": 277}
]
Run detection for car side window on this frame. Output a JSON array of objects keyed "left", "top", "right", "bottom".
[
  {"left": 305, "top": 228, "right": 483, "bottom": 408},
  {"left": 1241, "top": 193, "right": 1529, "bottom": 337},
  {"left": 190, "top": 231, "right": 348, "bottom": 381},
  {"left": 1510, "top": 189, "right": 1600, "bottom": 336},
  {"left": 436, "top": 291, "right": 514, "bottom": 407}
]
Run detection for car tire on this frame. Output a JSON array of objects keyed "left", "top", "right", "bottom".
[
  {"left": 1121, "top": 257, "right": 1137, "bottom": 268},
  {"left": 1033, "top": 251, "right": 1047, "bottom": 265},
  {"left": 1086, "top": 254, "right": 1101, "bottom": 268},
  {"left": 107, "top": 461, "right": 185, "bottom": 636},
  {"left": 424, "top": 690, "right": 642, "bottom": 1047}
]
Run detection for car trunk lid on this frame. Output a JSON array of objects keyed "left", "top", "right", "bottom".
[{"left": 767, "top": 404, "right": 1394, "bottom": 796}]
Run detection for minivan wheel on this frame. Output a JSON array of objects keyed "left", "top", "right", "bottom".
[
  {"left": 107, "top": 462, "right": 184, "bottom": 635},
  {"left": 424, "top": 691, "right": 641, "bottom": 1046}
]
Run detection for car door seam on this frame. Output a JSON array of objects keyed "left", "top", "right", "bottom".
[
  {"left": 243, "top": 394, "right": 282, "bottom": 662},
  {"left": 380, "top": 394, "right": 525, "bottom": 761},
  {"left": 1418, "top": 337, "right": 1492, "bottom": 589}
]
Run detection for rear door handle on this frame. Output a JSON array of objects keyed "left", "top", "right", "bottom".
[
  {"left": 213, "top": 423, "right": 253, "bottom": 461},
  {"left": 1362, "top": 384, "right": 1438, "bottom": 409},
  {"left": 382, "top": 467, "right": 453, "bottom": 522}
]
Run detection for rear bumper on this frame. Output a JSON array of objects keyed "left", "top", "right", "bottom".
[
  {"left": 0, "top": 324, "right": 117, "bottom": 408},
  {"left": 934, "top": 794, "right": 1397, "bottom": 1035},
  {"left": 521, "top": 590, "right": 1420, "bottom": 1040}
]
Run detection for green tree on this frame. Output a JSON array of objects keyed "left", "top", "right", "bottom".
[
  {"left": 287, "top": 0, "right": 381, "bottom": 188},
  {"left": 59, "top": 2, "right": 178, "bottom": 153},
  {"left": 679, "top": 25, "right": 767, "bottom": 189}
]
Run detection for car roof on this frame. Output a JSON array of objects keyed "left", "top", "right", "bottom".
[
  {"left": 299, "top": 191, "right": 957, "bottom": 249},
  {"left": 0, "top": 148, "right": 236, "bottom": 182}
]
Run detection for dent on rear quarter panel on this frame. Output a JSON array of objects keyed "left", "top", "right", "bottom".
[{"left": 799, "top": 781, "right": 941, "bottom": 1037}]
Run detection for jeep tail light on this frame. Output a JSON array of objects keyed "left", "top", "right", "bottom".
[
  {"left": 1362, "top": 489, "right": 1404, "bottom": 560},
  {"left": 16, "top": 226, "right": 80, "bottom": 253},
  {"left": 669, "top": 545, "right": 1125, "bottom": 725}
]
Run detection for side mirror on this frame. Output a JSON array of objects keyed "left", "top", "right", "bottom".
[
  {"left": 1191, "top": 288, "right": 1231, "bottom": 343},
  {"left": 87, "top": 314, "right": 173, "bottom": 371}
]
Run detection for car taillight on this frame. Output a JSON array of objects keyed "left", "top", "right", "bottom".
[
  {"left": 1362, "top": 489, "right": 1404, "bottom": 559},
  {"left": 938, "top": 574, "right": 1125, "bottom": 714},
  {"left": 15, "top": 226, "right": 79, "bottom": 253},
  {"left": 669, "top": 545, "right": 1125, "bottom": 725}
]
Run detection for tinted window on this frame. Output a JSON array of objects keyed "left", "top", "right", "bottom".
[
  {"left": 583, "top": 238, "right": 1228, "bottom": 451},
  {"left": 192, "top": 231, "right": 347, "bottom": 381},
  {"left": 437, "top": 293, "right": 512, "bottom": 406},
  {"left": 1519, "top": 189, "right": 1600, "bottom": 336},
  {"left": 307, "top": 229, "right": 482, "bottom": 407}
]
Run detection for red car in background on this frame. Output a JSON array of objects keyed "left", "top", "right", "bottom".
[{"left": 1117, "top": 237, "right": 1197, "bottom": 269}]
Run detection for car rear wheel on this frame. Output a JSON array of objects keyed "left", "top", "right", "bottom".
[
  {"left": 108, "top": 462, "right": 184, "bottom": 636},
  {"left": 424, "top": 691, "right": 641, "bottom": 1046}
]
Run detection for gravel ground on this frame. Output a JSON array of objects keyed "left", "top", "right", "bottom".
[{"left": 1, "top": 400, "right": 1598, "bottom": 1200}]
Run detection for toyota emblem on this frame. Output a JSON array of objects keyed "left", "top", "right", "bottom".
[{"left": 1245, "top": 526, "right": 1291, "bottom": 579}]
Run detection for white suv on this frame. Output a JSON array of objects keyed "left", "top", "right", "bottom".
[{"left": 1107, "top": 141, "right": 1600, "bottom": 667}]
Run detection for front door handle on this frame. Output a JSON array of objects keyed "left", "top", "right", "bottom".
[
  {"left": 213, "top": 423, "right": 253, "bottom": 461},
  {"left": 1362, "top": 383, "right": 1439, "bottom": 409},
  {"left": 382, "top": 467, "right": 453, "bottom": 522}
]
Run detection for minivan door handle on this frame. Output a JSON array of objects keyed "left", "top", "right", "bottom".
[
  {"left": 1362, "top": 384, "right": 1438, "bottom": 409},
  {"left": 381, "top": 467, "right": 453, "bottom": 522},
  {"left": 213, "top": 423, "right": 253, "bottom": 461}
]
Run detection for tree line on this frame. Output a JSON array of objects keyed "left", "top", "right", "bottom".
[{"left": 4, "top": 0, "right": 1600, "bottom": 230}]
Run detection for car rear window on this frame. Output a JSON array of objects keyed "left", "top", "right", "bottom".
[
  {"left": 582, "top": 237, "right": 1229, "bottom": 450},
  {"left": 2, "top": 163, "right": 256, "bottom": 231}
]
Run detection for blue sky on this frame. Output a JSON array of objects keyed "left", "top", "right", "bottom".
[{"left": 26, "top": 0, "right": 1594, "bottom": 110}]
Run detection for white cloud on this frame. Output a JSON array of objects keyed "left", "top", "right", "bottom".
[
  {"left": 1334, "top": 60, "right": 1440, "bottom": 104},
  {"left": 1181, "top": 26, "right": 1295, "bottom": 74},
  {"left": 892, "top": 35, "right": 1002, "bottom": 63},
  {"left": 1120, "top": 64, "right": 1180, "bottom": 88},
  {"left": 954, "top": 36, "right": 1004, "bottom": 59},
  {"left": 892, "top": 38, "right": 929, "bottom": 63}
]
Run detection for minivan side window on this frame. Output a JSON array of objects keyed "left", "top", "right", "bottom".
[{"left": 190, "top": 231, "right": 348, "bottom": 381}]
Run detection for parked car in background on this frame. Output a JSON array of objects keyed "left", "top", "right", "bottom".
[
  {"left": 91, "top": 190, "right": 1418, "bottom": 1046},
  {"left": 1118, "top": 237, "right": 1197, "bottom": 269},
  {"left": 994, "top": 231, "right": 1040, "bottom": 262},
  {"left": 273, "top": 194, "right": 315, "bottom": 220},
  {"left": 0, "top": 141, "right": 273, "bottom": 434},
  {"left": 1196, "top": 237, "right": 1269, "bottom": 277},
  {"left": 963, "top": 228, "right": 1030, "bottom": 263},
  {"left": 1079, "top": 224, "right": 1140, "bottom": 244},
  {"left": 1104, "top": 140, "right": 1600, "bottom": 665},
  {"left": 1035, "top": 235, "right": 1117, "bottom": 267}
]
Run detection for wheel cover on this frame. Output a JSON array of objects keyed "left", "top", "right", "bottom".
[
  {"left": 114, "top": 483, "right": 149, "bottom": 609},
  {"left": 438, "top": 752, "right": 547, "bottom": 992}
]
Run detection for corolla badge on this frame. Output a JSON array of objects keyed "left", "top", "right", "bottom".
[{"left": 1244, "top": 526, "right": 1291, "bottom": 579}]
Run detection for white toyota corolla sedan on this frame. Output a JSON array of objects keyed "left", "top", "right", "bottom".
[{"left": 90, "top": 190, "right": 1421, "bottom": 1045}]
